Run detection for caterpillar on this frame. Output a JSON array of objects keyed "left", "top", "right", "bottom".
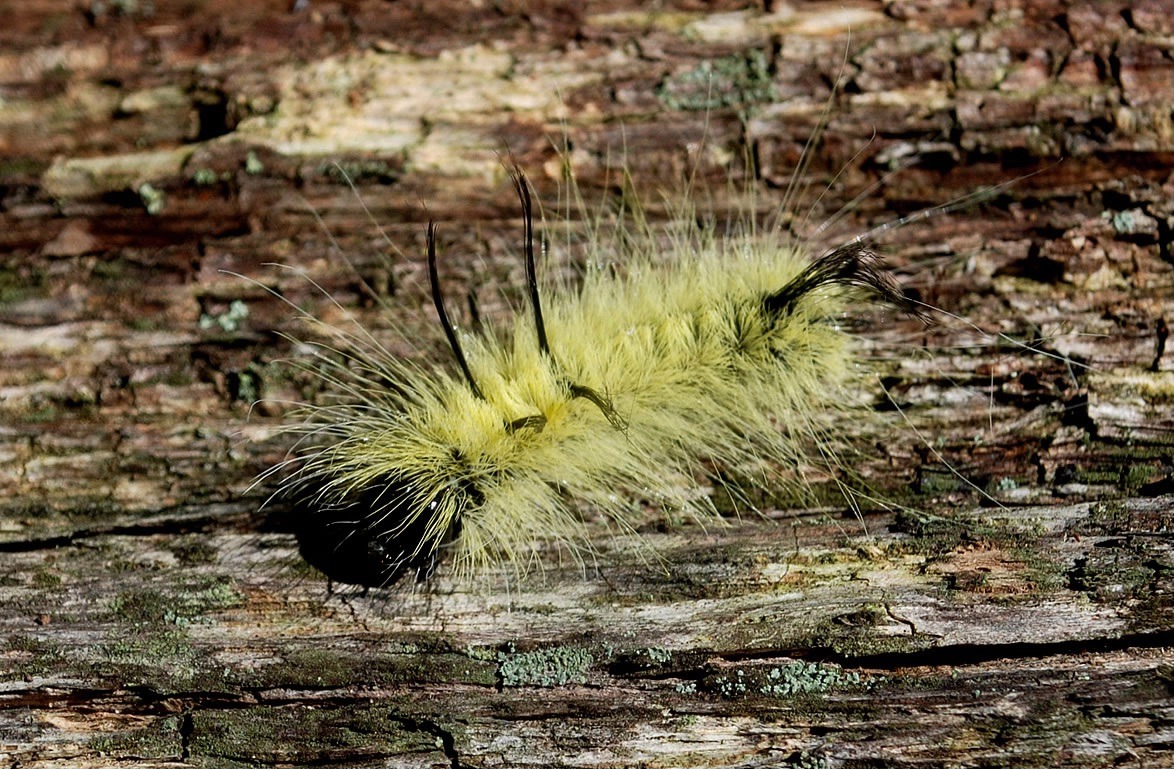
[{"left": 270, "top": 163, "right": 924, "bottom": 589}]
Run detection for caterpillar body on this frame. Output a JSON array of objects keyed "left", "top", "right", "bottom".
[{"left": 279, "top": 167, "right": 920, "bottom": 589}]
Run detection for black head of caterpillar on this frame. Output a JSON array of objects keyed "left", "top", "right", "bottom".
[
  {"left": 288, "top": 473, "right": 466, "bottom": 587},
  {"left": 278, "top": 166, "right": 923, "bottom": 590}
]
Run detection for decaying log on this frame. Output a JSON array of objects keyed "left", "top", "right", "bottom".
[{"left": 1, "top": 1, "right": 1172, "bottom": 767}]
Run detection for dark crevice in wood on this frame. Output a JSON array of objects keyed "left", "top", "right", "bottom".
[
  {"left": 611, "top": 629, "right": 1174, "bottom": 682},
  {"left": 825, "top": 628, "right": 1174, "bottom": 670},
  {"left": 0, "top": 505, "right": 259, "bottom": 552}
]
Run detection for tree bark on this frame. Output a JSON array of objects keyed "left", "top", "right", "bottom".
[{"left": 2, "top": 1, "right": 1173, "bottom": 767}]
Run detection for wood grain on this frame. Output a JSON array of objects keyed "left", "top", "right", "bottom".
[{"left": 2, "top": 1, "right": 1172, "bottom": 766}]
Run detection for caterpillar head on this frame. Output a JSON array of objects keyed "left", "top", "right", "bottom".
[{"left": 290, "top": 476, "right": 462, "bottom": 589}]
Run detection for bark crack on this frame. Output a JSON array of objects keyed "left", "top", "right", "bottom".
[{"left": 394, "top": 716, "right": 463, "bottom": 769}]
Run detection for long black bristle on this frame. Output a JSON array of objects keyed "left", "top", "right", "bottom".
[
  {"left": 511, "top": 165, "right": 551, "bottom": 357},
  {"left": 508, "top": 164, "right": 627, "bottom": 431},
  {"left": 764, "top": 241, "right": 928, "bottom": 321},
  {"left": 427, "top": 221, "right": 485, "bottom": 400}
]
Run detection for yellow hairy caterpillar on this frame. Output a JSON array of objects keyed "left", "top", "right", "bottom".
[{"left": 271, "top": 164, "right": 923, "bottom": 589}]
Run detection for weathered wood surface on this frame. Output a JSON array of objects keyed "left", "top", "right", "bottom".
[{"left": 2, "top": 1, "right": 1173, "bottom": 767}]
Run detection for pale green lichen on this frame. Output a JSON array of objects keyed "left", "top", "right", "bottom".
[
  {"left": 656, "top": 48, "right": 775, "bottom": 112},
  {"left": 497, "top": 646, "right": 593, "bottom": 687},
  {"left": 244, "top": 150, "right": 264, "bottom": 175},
  {"left": 191, "top": 167, "right": 219, "bottom": 186},
  {"left": 228, "top": 366, "right": 262, "bottom": 403},
  {"left": 199, "top": 299, "right": 249, "bottom": 332},
  {"left": 464, "top": 644, "right": 497, "bottom": 662},
  {"left": 137, "top": 182, "right": 165, "bottom": 215},
  {"left": 1105, "top": 208, "right": 1158, "bottom": 236},
  {"left": 643, "top": 646, "right": 673, "bottom": 665},
  {"left": 759, "top": 661, "right": 861, "bottom": 696},
  {"left": 708, "top": 660, "right": 863, "bottom": 698}
]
